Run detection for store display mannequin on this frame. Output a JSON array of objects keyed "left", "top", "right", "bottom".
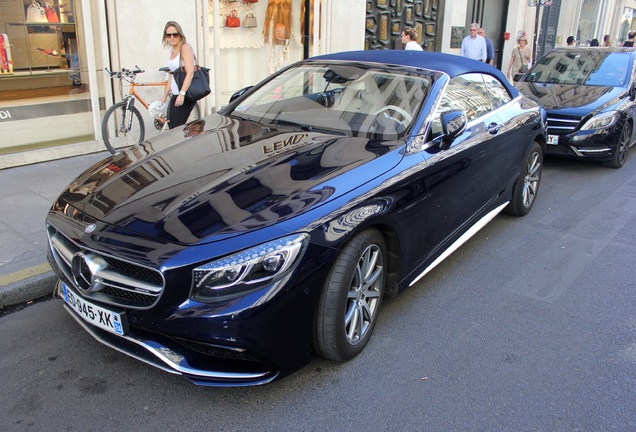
[{"left": 263, "top": 0, "right": 292, "bottom": 73}]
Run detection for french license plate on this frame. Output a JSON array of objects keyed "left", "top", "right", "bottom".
[
  {"left": 547, "top": 134, "right": 559, "bottom": 145},
  {"left": 62, "top": 283, "right": 126, "bottom": 336}
]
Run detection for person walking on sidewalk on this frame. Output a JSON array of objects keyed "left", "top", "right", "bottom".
[
  {"left": 161, "top": 21, "right": 197, "bottom": 129},
  {"left": 507, "top": 34, "right": 531, "bottom": 80},
  {"left": 401, "top": 27, "right": 423, "bottom": 51},
  {"left": 461, "top": 23, "right": 487, "bottom": 62},
  {"left": 478, "top": 28, "right": 495, "bottom": 66}
]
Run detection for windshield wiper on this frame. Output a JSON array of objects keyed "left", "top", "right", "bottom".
[
  {"left": 268, "top": 119, "right": 345, "bottom": 135},
  {"left": 228, "top": 113, "right": 260, "bottom": 123}
]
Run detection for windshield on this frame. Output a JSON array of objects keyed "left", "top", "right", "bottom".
[
  {"left": 524, "top": 50, "right": 632, "bottom": 87},
  {"left": 227, "top": 63, "right": 433, "bottom": 140}
]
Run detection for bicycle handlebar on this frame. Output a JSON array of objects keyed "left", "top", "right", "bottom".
[{"left": 105, "top": 65, "right": 145, "bottom": 79}]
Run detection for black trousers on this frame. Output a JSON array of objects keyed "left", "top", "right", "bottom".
[{"left": 168, "top": 96, "right": 196, "bottom": 129}]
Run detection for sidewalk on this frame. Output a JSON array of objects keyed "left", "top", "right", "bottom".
[{"left": 0, "top": 151, "right": 109, "bottom": 308}]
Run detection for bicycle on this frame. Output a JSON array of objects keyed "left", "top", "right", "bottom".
[{"left": 102, "top": 66, "right": 202, "bottom": 154}]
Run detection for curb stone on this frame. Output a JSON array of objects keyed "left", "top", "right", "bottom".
[{"left": 0, "top": 271, "right": 57, "bottom": 309}]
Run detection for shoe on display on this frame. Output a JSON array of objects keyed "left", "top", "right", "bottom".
[{"left": 37, "top": 47, "right": 60, "bottom": 57}]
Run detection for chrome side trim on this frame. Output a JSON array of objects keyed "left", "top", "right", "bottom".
[{"left": 409, "top": 201, "right": 508, "bottom": 287}]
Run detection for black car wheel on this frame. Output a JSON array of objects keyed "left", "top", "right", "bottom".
[
  {"left": 314, "top": 229, "right": 386, "bottom": 362},
  {"left": 504, "top": 141, "right": 543, "bottom": 217},
  {"left": 603, "top": 122, "right": 631, "bottom": 169}
]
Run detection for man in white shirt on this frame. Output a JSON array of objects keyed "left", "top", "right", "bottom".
[{"left": 461, "top": 23, "right": 487, "bottom": 62}]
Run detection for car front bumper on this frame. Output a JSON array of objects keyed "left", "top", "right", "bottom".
[
  {"left": 47, "top": 213, "right": 332, "bottom": 387},
  {"left": 546, "top": 124, "right": 622, "bottom": 162},
  {"left": 56, "top": 280, "right": 281, "bottom": 386}
]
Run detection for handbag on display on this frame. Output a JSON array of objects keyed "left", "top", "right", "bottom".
[
  {"left": 244, "top": 13, "right": 257, "bottom": 29},
  {"left": 26, "top": 3, "right": 47, "bottom": 23},
  {"left": 226, "top": 10, "right": 240, "bottom": 28},
  {"left": 173, "top": 46, "right": 211, "bottom": 103},
  {"left": 44, "top": 3, "right": 60, "bottom": 23}
]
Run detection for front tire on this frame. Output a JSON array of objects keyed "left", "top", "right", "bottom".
[
  {"left": 504, "top": 141, "right": 543, "bottom": 216},
  {"left": 314, "top": 229, "right": 386, "bottom": 362},
  {"left": 603, "top": 122, "right": 631, "bottom": 169},
  {"left": 101, "top": 101, "right": 145, "bottom": 154}
]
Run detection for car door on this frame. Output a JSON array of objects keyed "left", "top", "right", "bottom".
[{"left": 417, "top": 73, "right": 509, "bottom": 260}]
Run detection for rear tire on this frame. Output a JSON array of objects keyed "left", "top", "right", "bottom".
[
  {"left": 101, "top": 101, "right": 145, "bottom": 154},
  {"left": 504, "top": 141, "right": 543, "bottom": 217},
  {"left": 602, "top": 122, "right": 631, "bottom": 169},
  {"left": 314, "top": 229, "right": 386, "bottom": 362}
]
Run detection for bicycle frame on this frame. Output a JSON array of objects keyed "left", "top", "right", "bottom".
[
  {"left": 104, "top": 66, "right": 202, "bottom": 150},
  {"left": 118, "top": 72, "right": 171, "bottom": 132},
  {"left": 129, "top": 79, "right": 170, "bottom": 111}
]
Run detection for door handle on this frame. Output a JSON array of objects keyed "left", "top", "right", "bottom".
[{"left": 488, "top": 122, "right": 501, "bottom": 135}]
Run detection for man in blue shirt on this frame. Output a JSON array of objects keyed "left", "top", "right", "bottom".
[
  {"left": 478, "top": 28, "right": 495, "bottom": 66},
  {"left": 461, "top": 23, "right": 487, "bottom": 62}
]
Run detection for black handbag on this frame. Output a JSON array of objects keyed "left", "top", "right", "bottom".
[
  {"left": 173, "top": 45, "right": 211, "bottom": 102},
  {"left": 518, "top": 47, "right": 528, "bottom": 74}
]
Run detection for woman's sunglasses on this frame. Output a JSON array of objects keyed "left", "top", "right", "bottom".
[{"left": 165, "top": 32, "right": 180, "bottom": 38}]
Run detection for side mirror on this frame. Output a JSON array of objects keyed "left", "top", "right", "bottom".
[
  {"left": 440, "top": 110, "right": 467, "bottom": 148},
  {"left": 229, "top": 86, "right": 253, "bottom": 103},
  {"left": 513, "top": 73, "right": 523, "bottom": 83}
]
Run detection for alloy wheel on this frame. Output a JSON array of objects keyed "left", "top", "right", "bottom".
[
  {"left": 344, "top": 244, "right": 383, "bottom": 345},
  {"left": 522, "top": 151, "right": 542, "bottom": 208}
]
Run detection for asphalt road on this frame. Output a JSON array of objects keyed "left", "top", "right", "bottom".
[{"left": 1, "top": 156, "right": 635, "bottom": 431}]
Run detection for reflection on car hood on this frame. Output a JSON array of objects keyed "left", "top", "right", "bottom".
[
  {"left": 515, "top": 82, "right": 625, "bottom": 112},
  {"left": 59, "top": 114, "right": 402, "bottom": 245}
]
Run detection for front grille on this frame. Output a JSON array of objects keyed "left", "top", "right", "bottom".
[
  {"left": 47, "top": 225, "right": 164, "bottom": 309},
  {"left": 102, "top": 256, "right": 163, "bottom": 286},
  {"left": 546, "top": 113, "right": 582, "bottom": 135},
  {"left": 100, "top": 286, "right": 158, "bottom": 304}
]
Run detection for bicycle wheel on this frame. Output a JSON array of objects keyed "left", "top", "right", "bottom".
[{"left": 101, "top": 101, "right": 145, "bottom": 154}]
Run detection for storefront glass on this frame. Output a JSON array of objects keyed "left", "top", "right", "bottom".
[
  {"left": 577, "top": 0, "right": 601, "bottom": 46},
  {"left": 618, "top": 7, "right": 636, "bottom": 45},
  {"left": 210, "top": 0, "right": 305, "bottom": 70},
  {"left": 208, "top": 0, "right": 318, "bottom": 109},
  {"left": 0, "top": 0, "right": 94, "bottom": 155}
]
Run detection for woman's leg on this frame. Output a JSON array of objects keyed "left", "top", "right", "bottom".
[{"left": 167, "top": 97, "right": 197, "bottom": 129}]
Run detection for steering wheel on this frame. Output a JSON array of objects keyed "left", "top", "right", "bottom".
[{"left": 373, "top": 105, "right": 413, "bottom": 128}]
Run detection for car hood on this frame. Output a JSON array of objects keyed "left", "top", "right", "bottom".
[
  {"left": 59, "top": 114, "right": 403, "bottom": 245},
  {"left": 515, "top": 82, "right": 625, "bottom": 114}
]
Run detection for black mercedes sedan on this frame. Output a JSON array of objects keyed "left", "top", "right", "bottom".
[
  {"left": 515, "top": 47, "right": 636, "bottom": 168},
  {"left": 46, "top": 51, "right": 546, "bottom": 386}
]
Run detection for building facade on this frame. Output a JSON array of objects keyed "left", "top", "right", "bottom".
[{"left": 0, "top": 0, "right": 631, "bottom": 168}]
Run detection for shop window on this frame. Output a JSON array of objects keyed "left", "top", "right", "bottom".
[{"left": 0, "top": 0, "right": 93, "bottom": 155}]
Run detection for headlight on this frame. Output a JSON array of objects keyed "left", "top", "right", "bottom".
[
  {"left": 190, "top": 233, "right": 309, "bottom": 302},
  {"left": 580, "top": 111, "right": 619, "bottom": 131}
]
